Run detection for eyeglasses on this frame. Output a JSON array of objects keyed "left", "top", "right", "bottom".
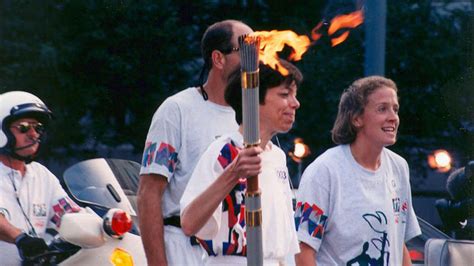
[
  {"left": 10, "top": 122, "right": 45, "bottom": 134},
  {"left": 222, "top": 47, "right": 239, "bottom": 54}
]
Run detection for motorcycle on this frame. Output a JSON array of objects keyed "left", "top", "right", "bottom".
[{"left": 28, "top": 158, "right": 146, "bottom": 265}]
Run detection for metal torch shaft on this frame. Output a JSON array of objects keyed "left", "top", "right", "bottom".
[{"left": 239, "top": 35, "right": 263, "bottom": 266}]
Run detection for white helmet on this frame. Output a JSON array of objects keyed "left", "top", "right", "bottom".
[{"left": 0, "top": 91, "right": 52, "bottom": 150}]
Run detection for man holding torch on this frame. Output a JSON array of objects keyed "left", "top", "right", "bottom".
[
  {"left": 137, "top": 20, "right": 253, "bottom": 266},
  {"left": 180, "top": 59, "right": 302, "bottom": 265}
]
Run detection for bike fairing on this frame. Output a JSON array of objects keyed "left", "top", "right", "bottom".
[
  {"left": 180, "top": 131, "right": 299, "bottom": 265},
  {"left": 0, "top": 161, "right": 81, "bottom": 265},
  {"left": 295, "top": 144, "right": 421, "bottom": 265}
]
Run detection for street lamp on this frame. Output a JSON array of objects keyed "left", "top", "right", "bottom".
[
  {"left": 289, "top": 138, "right": 311, "bottom": 183},
  {"left": 427, "top": 149, "right": 452, "bottom": 173}
]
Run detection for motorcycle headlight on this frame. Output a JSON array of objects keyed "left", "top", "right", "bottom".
[
  {"left": 110, "top": 248, "right": 134, "bottom": 266},
  {"left": 103, "top": 208, "right": 133, "bottom": 238}
]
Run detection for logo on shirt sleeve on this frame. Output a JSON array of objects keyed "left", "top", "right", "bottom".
[
  {"left": 142, "top": 141, "right": 178, "bottom": 173},
  {"left": 50, "top": 197, "right": 81, "bottom": 227},
  {"left": 217, "top": 141, "right": 239, "bottom": 170},
  {"left": 142, "top": 141, "right": 157, "bottom": 167},
  {"left": 294, "top": 201, "right": 328, "bottom": 240}
]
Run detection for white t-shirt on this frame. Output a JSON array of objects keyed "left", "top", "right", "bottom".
[
  {"left": 295, "top": 145, "right": 421, "bottom": 266},
  {"left": 180, "top": 131, "right": 299, "bottom": 265},
  {"left": 140, "top": 87, "right": 238, "bottom": 218},
  {"left": 0, "top": 161, "right": 81, "bottom": 266}
]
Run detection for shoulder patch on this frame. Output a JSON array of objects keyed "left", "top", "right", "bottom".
[
  {"left": 142, "top": 141, "right": 178, "bottom": 173},
  {"left": 294, "top": 201, "right": 328, "bottom": 240},
  {"left": 217, "top": 141, "right": 239, "bottom": 169}
]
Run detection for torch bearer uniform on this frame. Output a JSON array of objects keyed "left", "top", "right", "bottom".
[
  {"left": 140, "top": 87, "right": 238, "bottom": 265},
  {"left": 295, "top": 144, "right": 421, "bottom": 265},
  {"left": 180, "top": 131, "right": 299, "bottom": 265}
]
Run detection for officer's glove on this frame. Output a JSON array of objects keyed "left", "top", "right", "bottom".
[{"left": 15, "top": 233, "right": 49, "bottom": 260}]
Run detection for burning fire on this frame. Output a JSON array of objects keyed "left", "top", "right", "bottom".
[
  {"left": 248, "top": 30, "right": 311, "bottom": 76},
  {"left": 249, "top": 10, "right": 364, "bottom": 75},
  {"left": 327, "top": 10, "right": 364, "bottom": 46}
]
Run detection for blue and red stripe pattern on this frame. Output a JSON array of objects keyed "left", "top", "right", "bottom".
[
  {"left": 294, "top": 201, "right": 328, "bottom": 240},
  {"left": 50, "top": 197, "right": 81, "bottom": 227},
  {"left": 217, "top": 142, "right": 239, "bottom": 169},
  {"left": 142, "top": 141, "right": 178, "bottom": 173},
  {"left": 197, "top": 140, "right": 248, "bottom": 257}
]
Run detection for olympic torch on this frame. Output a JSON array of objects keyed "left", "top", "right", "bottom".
[{"left": 239, "top": 34, "right": 263, "bottom": 266}]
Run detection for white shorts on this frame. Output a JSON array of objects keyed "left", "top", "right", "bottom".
[
  {"left": 205, "top": 255, "right": 283, "bottom": 266},
  {"left": 164, "top": 225, "right": 206, "bottom": 266}
]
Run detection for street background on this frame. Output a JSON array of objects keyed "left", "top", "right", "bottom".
[{"left": 0, "top": 0, "right": 472, "bottom": 237}]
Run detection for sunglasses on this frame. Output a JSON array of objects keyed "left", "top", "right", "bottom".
[
  {"left": 10, "top": 122, "right": 45, "bottom": 134},
  {"left": 222, "top": 47, "right": 240, "bottom": 54}
]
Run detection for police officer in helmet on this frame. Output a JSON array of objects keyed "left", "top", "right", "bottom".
[{"left": 0, "top": 91, "right": 81, "bottom": 265}]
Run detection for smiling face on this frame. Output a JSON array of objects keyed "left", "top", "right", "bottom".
[
  {"left": 260, "top": 80, "right": 300, "bottom": 136},
  {"left": 353, "top": 86, "right": 400, "bottom": 149}
]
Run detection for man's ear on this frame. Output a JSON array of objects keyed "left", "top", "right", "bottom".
[{"left": 211, "top": 50, "right": 226, "bottom": 70}]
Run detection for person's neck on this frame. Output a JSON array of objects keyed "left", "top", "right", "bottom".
[
  {"left": 259, "top": 127, "right": 274, "bottom": 150},
  {"left": 202, "top": 71, "right": 228, "bottom": 106},
  {"left": 0, "top": 154, "right": 26, "bottom": 176},
  {"left": 349, "top": 140, "right": 382, "bottom": 171}
]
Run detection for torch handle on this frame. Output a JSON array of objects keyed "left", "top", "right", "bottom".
[
  {"left": 245, "top": 180, "right": 263, "bottom": 266},
  {"left": 247, "top": 176, "right": 259, "bottom": 192},
  {"left": 244, "top": 143, "right": 260, "bottom": 192},
  {"left": 239, "top": 34, "right": 263, "bottom": 266}
]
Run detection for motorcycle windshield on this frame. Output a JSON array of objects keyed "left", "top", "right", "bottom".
[{"left": 63, "top": 158, "right": 138, "bottom": 216}]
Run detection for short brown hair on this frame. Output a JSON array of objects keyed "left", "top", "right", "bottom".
[
  {"left": 225, "top": 60, "right": 303, "bottom": 125},
  {"left": 331, "top": 76, "right": 398, "bottom": 144}
]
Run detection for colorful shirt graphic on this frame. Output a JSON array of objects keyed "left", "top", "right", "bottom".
[
  {"left": 196, "top": 141, "right": 248, "bottom": 256},
  {"left": 0, "top": 161, "right": 82, "bottom": 265},
  {"left": 347, "top": 211, "right": 390, "bottom": 266},
  {"left": 295, "top": 145, "right": 421, "bottom": 265},
  {"left": 51, "top": 197, "right": 81, "bottom": 227},
  {"left": 180, "top": 132, "right": 299, "bottom": 264},
  {"left": 142, "top": 141, "right": 178, "bottom": 173},
  {"left": 295, "top": 201, "right": 328, "bottom": 240}
]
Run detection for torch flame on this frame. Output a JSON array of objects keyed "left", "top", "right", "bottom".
[
  {"left": 249, "top": 30, "right": 311, "bottom": 75},
  {"left": 311, "top": 21, "right": 324, "bottom": 41},
  {"left": 249, "top": 10, "right": 364, "bottom": 75},
  {"left": 331, "top": 31, "right": 350, "bottom": 47},
  {"left": 328, "top": 10, "right": 364, "bottom": 46}
]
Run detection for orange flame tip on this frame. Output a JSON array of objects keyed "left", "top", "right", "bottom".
[
  {"left": 328, "top": 10, "right": 364, "bottom": 35},
  {"left": 331, "top": 31, "right": 350, "bottom": 47},
  {"left": 246, "top": 10, "right": 364, "bottom": 75},
  {"left": 250, "top": 30, "right": 311, "bottom": 75}
]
